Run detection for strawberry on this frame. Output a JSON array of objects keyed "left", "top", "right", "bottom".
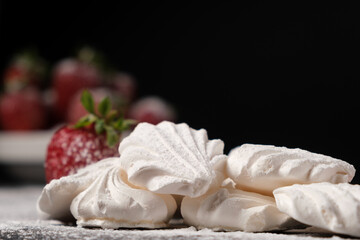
[
  {"left": 0, "top": 88, "right": 47, "bottom": 130},
  {"left": 3, "top": 49, "right": 46, "bottom": 92},
  {"left": 109, "top": 72, "right": 137, "bottom": 104},
  {"left": 45, "top": 90, "right": 135, "bottom": 183},
  {"left": 51, "top": 47, "right": 104, "bottom": 121},
  {"left": 128, "top": 96, "right": 177, "bottom": 125}
]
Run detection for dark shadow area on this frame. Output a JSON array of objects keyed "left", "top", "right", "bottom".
[{"left": 0, "top": 1, "right": 359, "bottom": 183}]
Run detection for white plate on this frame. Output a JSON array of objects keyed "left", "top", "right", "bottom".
[{"left": 0, "top": 129, "right": 56, "bottom": 164}]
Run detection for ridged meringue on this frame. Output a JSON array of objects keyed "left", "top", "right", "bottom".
[
  {"left": 226, "top": 144, "right": 355, "bottom": 196},
  {"left": 118, "top": 121, "right": 227, "bottom": 198},
  {"left": 181, "top": 179, "right": 297, "bottom": 232},
  {"left": 37, "top": 157, "right": 118, "bottom": 220},
  {"left": 273, "top": 182, "right": 360, "bottom": 237},
  {"left": 71, "top": 168, "right": 176, "bottom": 229},
  {"left": 37, "top": 157, "right": 177, "bottom": 229}
]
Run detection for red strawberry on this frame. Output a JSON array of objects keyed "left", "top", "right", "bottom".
[
  {"left": 52, "top": 58, "right": 101, "bottom": 121},
  {"left": 3, "top": 49, "right": 46, "bottom": 92},
  {"left": 0, "top": 88, "right": 47, "bottom": 130},
  {"left": 45, "top": 125, "right": 119, "bottom": 182},
  {"left": 45, "top": 90, "right": 135, "bottom": 183},
  {"left": 128, "top": 96, "right": 177, "bottom": 125}
]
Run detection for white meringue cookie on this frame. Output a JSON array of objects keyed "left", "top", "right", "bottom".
[
  {"left": 226, "top": 144, "right": 355, "bottom": 195},
  {"left": 37, "top": 157, "right": 177, "bottom": 229},
  {"left": 118, "top": 121, "right": 227, "bottom": 198},
  {"left": 71, "top": 168, "right": 177, "bottom": 229},
  {"left": 273, "top": 182, "right": 360, "bottom": 237},
  {"left": 37, "top": 157, "right": 118, "bottom": 220},
  {"left": 181, "top": 180, "right": 296, "bottom": 232}
]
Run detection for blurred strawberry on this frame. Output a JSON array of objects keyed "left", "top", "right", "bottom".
[
  {"left": 66, "top": 87, "right": 126, "bottom": 124},
  {"left": 45, "top": 90, "right": 135, "bottom": 182},
  {"left": 128, "top": 96, "right": 177, "bottom": 125},
  {"left": 52, "top": 59, "right": 101, "bottom": 121},
  {"left": 51, "top": 47, "right": 105, "bottom": 121},
  {"left": 0, "top": 88, "right": 47, "bottom": 130},
  {"left": 109, "top": 72, "right": 137, "bottom": 104},
  {"left": 3, "top": 49, "right": 46, "bottom": 92}
]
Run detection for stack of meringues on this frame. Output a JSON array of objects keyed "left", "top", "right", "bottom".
[{"left": 37, "top": 121, "right": 360, "bottom": 237}]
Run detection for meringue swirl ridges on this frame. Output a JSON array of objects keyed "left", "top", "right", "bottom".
[
  {"left": 71, "top": 167, "right": 177, "bottom": 229},
  {"left": 118, "top": 121, "right": 227, "bottom": 198},
  {"left": 37, "top": 157, "right": 119, "bottom": 220},
  {"left": 226, "top": 144, "right": 355, "bottom": 195},
  {"left": 37, "top": 157, "right": 177, "bottom": 229},
  {"left": 273, "top": 182, "right": 360, "bottom": 237}
]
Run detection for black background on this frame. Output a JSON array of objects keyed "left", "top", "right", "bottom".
[{"left": 1, "top": 1, "right": 359, "bottom": 183}]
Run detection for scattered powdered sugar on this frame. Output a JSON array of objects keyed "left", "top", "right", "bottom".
[
  {"left": 1, "top": 220, "right": 351, "bottom": 240},
  {"left": 0, "top": 186, "right": 42, "bottom": 221}
]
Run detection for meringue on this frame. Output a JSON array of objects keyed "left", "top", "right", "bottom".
[
  {"left": 37, "top": 157, "right": 177, "bottom": 229},
  {"left": 226, "top": 144, "right": 355, "bottom": 195},
  {"left": 181, "top": 180, "right": 297, "bottom": 232},
  {"left": 71, "top": 168, "right": 177, "bottom": 229},
  {"left": 118, "top": 121, "right": 227, "bottom": 198},
  {"left": 273, "top": 182, "right": 360, "bottom": 237},
  {"left": 37, "top": 157, "right": 118, "bottom": 220}
]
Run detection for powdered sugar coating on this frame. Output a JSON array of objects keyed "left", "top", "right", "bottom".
[
  {"left": 226, "top": 144, "right": 355, "bottom": 196},
  {"left": 274, "top": 183, "right": 360, "bottom": 237},
  {"left": 118, "top": 121, "right": 227, "bottom": 198},
  {"left": 45, "top": 126, "right": 119, "bottom": 181}
]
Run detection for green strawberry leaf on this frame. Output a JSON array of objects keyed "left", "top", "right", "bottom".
[
  {"left": 74, "top": 90, "right": 137, "bottom": 147},
  {"left": 81, "top": 90, "right": 95, "bottom": 114},
  {"left": 105, "top": 126, "right": 119, "bottom": 147},
  {"left": 107, "top": 110, "right": 118, "bottom": 122},
  {"left": 74, "top": 114, "right": 97, "bottom": 128},
  {"left": 122, "top": 119, "right": 138, "bottom": 130},
  {"left": 98, "top": 96, "right": 112, "bottom": 117},
  {"left": 113, "top": 118, "right": 123, "bottom": 130},
  {"left": 77, "top": 46, "right": 108, "bottom": 74},
  {"left": 113, "top": 118, "right": 137, "bottom": 131},
  {"left": 95, "top": 119, "right": 105, "bottom": 134}
]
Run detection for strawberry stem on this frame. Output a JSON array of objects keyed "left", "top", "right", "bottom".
[
  {"left": 98, "top": 96, "right": 111, "bottom": 117},
  {"left": 74, "top": 89, "right": 136, "bottom": 147}
]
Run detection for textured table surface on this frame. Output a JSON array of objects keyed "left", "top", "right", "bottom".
[{"left": 0, "top": 185, "right": 358, "bottom": 240}]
